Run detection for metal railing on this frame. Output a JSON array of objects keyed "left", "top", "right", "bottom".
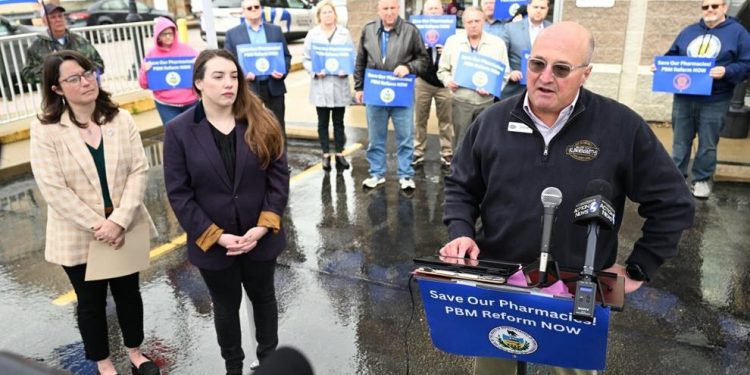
[{"left": 0, "top": 21, "right": 156, "bottom": 126}]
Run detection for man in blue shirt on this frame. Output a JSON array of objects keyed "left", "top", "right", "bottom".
[{"left": 481, "top": 0, "right": 505, "bottom": 37}]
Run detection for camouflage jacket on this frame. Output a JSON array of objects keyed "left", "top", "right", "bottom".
[{"left": 21, "top": 30, "right": 104, "bottom": 86}]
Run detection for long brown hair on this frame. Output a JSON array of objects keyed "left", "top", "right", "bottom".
[
  {"left": 37, "top": 50, "right": 119, "bottom": 127},
  {"left": 192, "top": 49, "right": 284, "bottom": 169}
]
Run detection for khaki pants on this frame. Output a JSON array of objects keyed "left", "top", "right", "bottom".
[
  {"left": 474, "top": 357, "right": 598, "bottom": 375},
  {"left": 452, "top": 99, "right": 493, "bottom": 153},
  {"left": 414, "top": 77, "right": 453, "bottom": 158}
]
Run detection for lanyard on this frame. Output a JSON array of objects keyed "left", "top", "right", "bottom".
[{"left": 381, "top": 30, "right": 390, "bottom": 63}]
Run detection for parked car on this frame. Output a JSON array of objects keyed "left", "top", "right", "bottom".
[
  {"left": 199, "top": 0, "right": 348, "bottom": 46},
  {"left": 66, "top": 0, "right": 173, "bottom": 28},
  {"left": 0, "top": 15, "right": 45, "bottom": 96}
]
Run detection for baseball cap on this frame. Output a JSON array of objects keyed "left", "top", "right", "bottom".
[{"left": 42, "top": 3, "right": 66, "bottom": 16}]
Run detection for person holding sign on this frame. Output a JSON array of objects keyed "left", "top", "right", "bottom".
[
  {"left": 224, "top": 0, "right": 292, "bottom": 141},
  {"left": 499, "top": 0, "right": 551, "bottom": 98},
  {"left": 659, "top": 0, "right": 750, "bottom": 198},
  {"left": 303, "top": 0, "right": 354, "bottom": 172},
  {"left": 138, "top": 17, "right": 199, "bottom": 125},
  {"left": 438, "top": 6, "right": 509, "bottom": 152},
  {"left": 440, "top": 22, "right": 694, "bottom": 375},
  {"left": 411, "top": 0, "right": 456, "bottom": 169},
  {"left": 354, "top": 0, "right": 429, "bottom": 191},
  {"left": 30, "top": 51, "right": 159, "bottom": 375},
  {"left": 163, "top": 49, "right": 288, "bottom": 375}
]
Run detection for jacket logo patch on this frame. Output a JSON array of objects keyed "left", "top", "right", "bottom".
[{"left": 566, "top": 140, "right": 599, "bottom": 161}]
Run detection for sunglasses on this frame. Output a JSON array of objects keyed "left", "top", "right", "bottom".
[
  {"left": 246, "top": 5, "right": 261, "bottom": 10},
  {"left": 701, "top": 3, "right": 723, "bottom": 10},
  {"left": 528, "top": 58, "right": 589, "bottom": 79}
]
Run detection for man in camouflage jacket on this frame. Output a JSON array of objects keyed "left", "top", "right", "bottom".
[{"left": 22, "top": 3, "right": 104, "bottom": 86}]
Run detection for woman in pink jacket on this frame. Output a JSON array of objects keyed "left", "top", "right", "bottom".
[{"left": 139, "top": 17, "right": 199, "bottom": 125}]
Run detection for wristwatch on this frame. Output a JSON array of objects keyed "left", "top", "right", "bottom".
[{"left": 625, "top": 263, "right": 647, "bottom": 282}]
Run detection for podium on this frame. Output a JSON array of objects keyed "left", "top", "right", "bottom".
[{"left": 413, "top": 262, "right": 625, "bottom": 371}]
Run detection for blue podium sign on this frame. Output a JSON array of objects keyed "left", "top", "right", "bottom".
[
  {"left": 520, "top": 49, "right": 530, "bottom": 86},
  {"left": 236, "top": 43, "right": 287, "bottom": 76},
  {"left": 493, "top": 0, "right": 526, "bottom": 20},
  {"left": 311, "top": 44, "right": 354, "bottom": 75},
  {"left": 454, "top": 52, "right": 506, "bottom": 97},
  {"left": 410, "top": 15, "right": 457, "bottom": 47},
  {"left": 363, "top": 69, "right": 415, "bottom": 107},
  {"left": 417, "top": 278, "right": 610, "bottom": 370},
  {"left": 145, "top": 57, "right": 194, "bottom": 90},
  {"left": 652, "top": 56, "right": 714, "bottom": 96}
]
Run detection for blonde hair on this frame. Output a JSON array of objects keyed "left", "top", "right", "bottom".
[{"left": 314, "top": 0, "right": 338, "bottom": 25}]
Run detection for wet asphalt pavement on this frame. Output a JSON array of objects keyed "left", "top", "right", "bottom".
[{"left": 0, "top": 128, "right": 748, "bottom": 375}]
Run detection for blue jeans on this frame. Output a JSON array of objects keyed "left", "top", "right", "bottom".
[
  {"left": 365, "top": 104, "right": 415, "bottom": 179},
  {"left": 155, "top": 101, "right": 196, "bottom": 126},
  {"left": 671, "top": 96, "right": 730, "bottom": 181}
]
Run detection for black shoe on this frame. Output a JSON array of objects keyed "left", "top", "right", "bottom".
[
  {"left": 335, "top": 155, "right": 350, "bottom": 170},
  {"left": 131, "top": 355, "right": 160, "bottom": 375},
  {"left": 322, "top": 155, "right": 332, "bottom": 171}
]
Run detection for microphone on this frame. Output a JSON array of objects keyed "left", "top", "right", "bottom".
[
  {"left": 572, "top": 179, "right": 615, "bottom": 321},
  {"left": 538, "top": 187, "right": 563, "bottom": 285},
  {"left": 253, "top": 347, "right": 314, "bottom": 375}
]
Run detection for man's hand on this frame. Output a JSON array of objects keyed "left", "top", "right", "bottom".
[
  {"left": 271, "top": 71, "right": 284, "bottom": 79},
  {"left": 245, "top": 72, "right": 256, "bottom": 81},
  {"left": 476, "top": 88, "right": 492, "bottom": 97},
  {"left": 649, "top": 64, "right": 656, "bottom": 72},
  {"left": 602, "top": 264, "right": 644, "bottom": 294},
  {"left": 219, "top": 234, "right": 256, "bottom": 256},
  {"left": 242, "top": 226, "right": 269, "bottom": 245},
  {"left": 509, "top": 70, "right": 522, "bottom": 82},
  {"left": 110, "top": 233, "right": 125, "bottom": 250},
  {"left": 355, "top": 90, "right": 364, "bottom": 104},
  {"left": 94, "top": 220, "right": 124, "bottom": 243},
  {"left": 446, "top": 80, "right": 459, "bottom": 92},
  {"left": 439, "top": 236, "right": 480, "bottom": 260},
  {"left": 710, "top": 66, "right": 726, "bottom": 79},
  {"left": 393, "top": 65, "right": 410, "bottom": 77}
]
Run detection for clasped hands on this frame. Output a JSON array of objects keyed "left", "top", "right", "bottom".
[
  {"left": 92, "top": 219, "right": 125, "bottom": 250},
  {"left": 220, "top": 226, "right": 270, "bottom": 256}
]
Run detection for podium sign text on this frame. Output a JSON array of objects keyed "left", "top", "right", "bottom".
[{"left": 417, "top": 278, "right": 610, "bottom": 370}]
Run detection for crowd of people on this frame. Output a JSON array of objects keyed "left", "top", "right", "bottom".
[{"left": 23, "top": 0, "right": 749, "bottom": 374}]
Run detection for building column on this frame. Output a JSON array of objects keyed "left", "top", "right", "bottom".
[{"left": 617, "top": 0, "right": 649, "bottom": 107}]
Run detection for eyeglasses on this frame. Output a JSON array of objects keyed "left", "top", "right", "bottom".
[
  {"left": 246, "top": 5, "right": 261, "bottom": 10},
  {"left": 701, "top": 3, "right": 723, "bottom": 10},
  {"left": 528, "top": 58, "right": 588, "bottom": 79},
  {"left": 60, "top": 70, "right": 97, "bottom": 85}
]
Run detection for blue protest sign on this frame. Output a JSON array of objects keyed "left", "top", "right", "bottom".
[
  {"left": 520, "top": 49, "right": 530, "bottom": 85},
  {"left": 652, "top": 56, "right": 714, "bottom": 96},
  {"left": 311, "top": 43, "right": 354, "bottom": 75},
  {"left": 417, "top": 278, "right": 610, "bottom": 370},
  {"left": 0, "top": 0, "right": 38, "bottom": 4},
  {"left": 409, "top": 15, "right": 457, "bottom": 47},
  {"left": 494, "top": 0, "right": 526, "bottom": 20},
  {"left": 236, "top": 43, "right": 287, "bottom": 76},
  {"left": 144, "top": 57, "right": 194, "bottom": 90},
  {"left": 454, "top": 52, "right": 506, "bottom": 97},
  {"left": 363, "top": 69, "right": 415, "bottom": 107}
]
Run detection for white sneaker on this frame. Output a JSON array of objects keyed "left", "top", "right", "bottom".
[
  {"left": 399, "top": 177, "right": 416, "bottom": 190},
  {"left": 362, "top": 175, "right": 385, "bottom": 188},
  {"left": 250, "top": 360, "right": 260, "bottom": 370},
  {"left": 692, "top": 180, "right": 712, "bottom": 198}
]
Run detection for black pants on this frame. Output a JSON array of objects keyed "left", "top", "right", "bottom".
[
  {"left": 62, "top": 265, "right": 144, "bottom": 361},
  {"left": 199, "top": 258, "right": 279, "bottom": 372},
  {"left": 316, "top": 107, "right": 346, "bottom": 154},
  {"left": 255, "top": 81, "right": 286, "bottom": 141}
]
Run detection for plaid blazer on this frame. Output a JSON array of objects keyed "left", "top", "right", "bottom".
[{"left": 30, "top": 109, "right": 156, "bottom": 266}]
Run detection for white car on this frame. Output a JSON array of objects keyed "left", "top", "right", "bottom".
[{"left": 196, "top": 0, "right": 348, "bottom": 45}]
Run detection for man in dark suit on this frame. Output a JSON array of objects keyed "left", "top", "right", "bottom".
[
  {"left": 224, "top": 0, "right": 292, "bottom": 138},
  {"left": 499, "top": 0, "right": 551, "bottom": 98}
]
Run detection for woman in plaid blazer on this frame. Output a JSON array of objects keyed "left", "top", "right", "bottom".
[{"left": 29, "top": 51, "right": 159, "bottom": 375}]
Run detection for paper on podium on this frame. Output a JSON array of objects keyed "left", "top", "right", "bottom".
[{"left": 85, "top": 220, "right": 150, "bottom": 281}]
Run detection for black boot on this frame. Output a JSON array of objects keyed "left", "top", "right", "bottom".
[
  {"left": 335, "top": 154, "right": 350, "bottom": 170},
  {"left": 322, "top": 155, "right": 332, "bottom": 171}
]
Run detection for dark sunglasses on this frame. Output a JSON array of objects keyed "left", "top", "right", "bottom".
[
  {"left": 701, "top": 3, "right": 723, "bottom": 10},
  {"left": 246, "top": 5, "right": 261, "bottom": 10},
  {"left": 527, "top": 58, "right": 589, "bottom": 79}
]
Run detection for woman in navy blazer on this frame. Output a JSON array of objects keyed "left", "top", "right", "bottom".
[{"left": 163, "top": 49, "right": 288, "bottom": 375}]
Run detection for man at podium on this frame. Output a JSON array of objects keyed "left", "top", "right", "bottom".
[{"left": 440, "top": 22, "right": 695, "bottom": 375}]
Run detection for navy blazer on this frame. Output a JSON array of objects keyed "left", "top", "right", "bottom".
[
  {"left": 499, "top": 19, "right": 552, "bottom": 97},
  {"left": 163, "top": 103, "right": 289, "bottom": 270},
  {"left": 224, "top": 22, "right": 292, "bottom": 97}
]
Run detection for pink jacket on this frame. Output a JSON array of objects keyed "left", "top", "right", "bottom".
[{"left": 138, "top": 17, "right": 199, "bottom": 106}]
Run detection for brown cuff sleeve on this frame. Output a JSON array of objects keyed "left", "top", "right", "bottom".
[
  {"left": 257, "top": 211, "right": 281, "bottom": 234},
  {"left": 196, "top": 223, "right": 224, "bottom": 252}
]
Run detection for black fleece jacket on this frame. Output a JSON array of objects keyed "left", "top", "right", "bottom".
[{"left": 444, "top": 88, "right": 695, "bottom": 280}]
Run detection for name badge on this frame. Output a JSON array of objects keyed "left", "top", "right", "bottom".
[{"left": 508, "top": 121, "right": 533, "bottom": 134}]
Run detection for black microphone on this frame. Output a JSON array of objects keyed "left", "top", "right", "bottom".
[
  {"left": 538, "top": 187, "right": 562, "bottom": 285},
  {"left": 253, "top": 347, "right": 314, "bottom": 375},
  {"left": 572, "top": 179, "right": 615, "bottom": 321}
]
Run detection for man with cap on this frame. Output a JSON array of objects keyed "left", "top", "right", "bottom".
[{"left": 22, "top": 3, "right": 104, "bottom": 86}]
